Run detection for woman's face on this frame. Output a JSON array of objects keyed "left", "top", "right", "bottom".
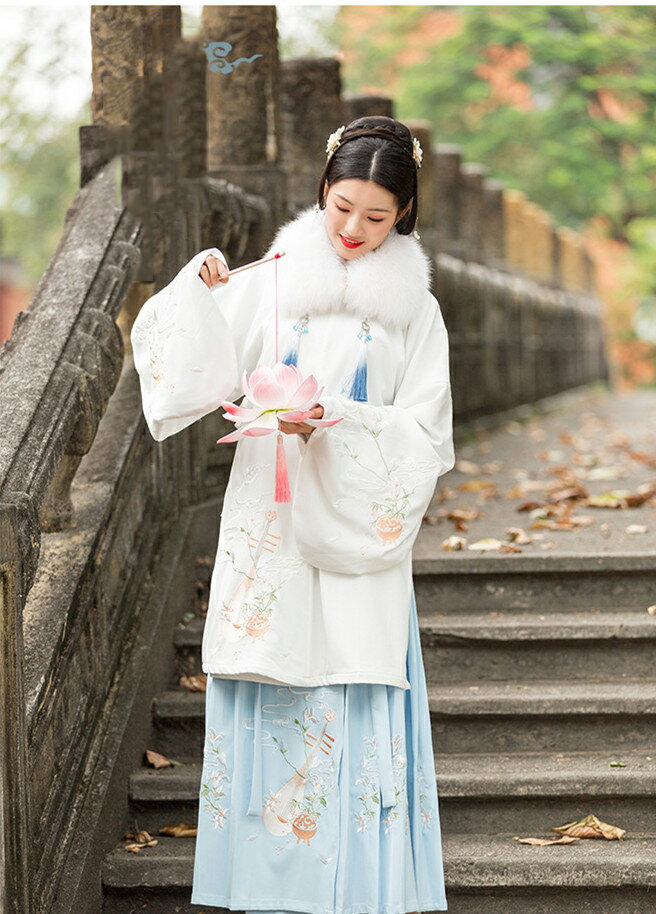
[{"left": 322, "top": 179, "right": 411, "bottom": 261}]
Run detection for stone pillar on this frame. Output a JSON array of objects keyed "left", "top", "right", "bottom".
[
  {"left": 280, "top": 57, "right": 342, "bottom": 215},
  {"left": 503, "top": 189, "right": 527, "bottom": 276},
  {"left": 532, "top": 209, "right": 555, "bottom": 286},
  {"left": 171, "top": 37, "right": 208, "bottom": 182},
  {"left": 202, "top": 5, "right": 286, "bottom": 224},
  {"left": 91, "top": 5, "right": 181, "bottom": 149},
  {"left": 434, "top": 144, "right": 463, "bottom": 258},
  {"left": 460, "top": 163, "right": 489, "bottom": 264},
  {"left": 405, "top": 119, "right": 435, "bottom": 254},
  {"left": 558, "top": 227, "right": 586, "bottom": 293},
  {"left": 481, "top": 178, "right": 505, "bottom": 271},
  {"left": 90, "top": 5, "right": 183, "bottom": 283},
  {"left": 342, "top": 94, "right": 393, "bottom": 123},
  {"left": 523, "top": 201, "right": 543, "bottom": 281}
]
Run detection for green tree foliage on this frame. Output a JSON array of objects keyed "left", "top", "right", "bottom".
[
  {"left": 334, "top": 5, "right": 656, "bottom": 244},
  {"left": 0, "top": 11, "right": 90, "bottom": 285}
]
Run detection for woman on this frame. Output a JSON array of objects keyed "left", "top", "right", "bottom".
[{"left": 131, "top": 116, "right": 454, "bottom": 913}]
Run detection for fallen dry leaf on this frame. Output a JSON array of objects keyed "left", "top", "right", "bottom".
[
  {"left": 552, "top": 813, "right": 626, "bottom": 840},
  {"left": 506, "top": 527, "right": 533, "bottom": 544},
  {"left": 159, "top": 823, "right": 198, "bottom": 838},
  {"left": 647, "top": 605, "right": 656, "bottom": 616},
  {"left": 458, "top": 479, "right": 498, "bottom": 496},
  {"left": 529, "top": 515, "right": 594, "bottom": 531},
  {"left": 537, "top": 449, "right": 566, "bottom": 462},
  {"left": 145, "top": 749, "right": 173, "bottom": 769},
  {"left": 123, "top": 828, "right": 158, "bottom": 852},
  {"left": 124, "top": 828, "right": 154, "bottom": 843},
  {"left": 506, "top": 481, "right": 549, "bottom": 498},
  {"left": 626, "top": 525, "right": 648, "bottom": 535},
  {"left": 516, "top": 500, "right": 551, "bottom": 512},
  {"left": 514, "top": 835, "right": 578, "bottom": 846},
  {"left": 180, "top": 674, "right": 207, "bottom": 692},
  {"left": 468, "top": 537, "right": 508, "bottom": 551},
  {"left": 448, "top": 507, "right": 482, "bottom": 523},
  {"left": 626, "top": 450, "right": 656, "bottom": 468},
  {"left": 441, "top": 535, "right": 467, "bottom": 551},
  {"left": 586, "top": 486, "right": 656, "bottom": 509},
  {"left": 548, "top": 484, "right": 589, "bottom": 502},
  {"left": 455, "top": 459, "right": 481, "bottom": 474}
]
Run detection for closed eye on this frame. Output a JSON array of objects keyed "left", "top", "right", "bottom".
[{"left": 335, "top": 204, "right": 384, "bottom": 223}]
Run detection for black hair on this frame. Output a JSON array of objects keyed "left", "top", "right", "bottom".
[{"left": 315, "top": 116, "right": 419, "bottom": 236}]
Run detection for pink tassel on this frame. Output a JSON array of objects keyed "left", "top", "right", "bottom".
[{"left": 274, "top": 432, "right": 291, "bottom": 502}]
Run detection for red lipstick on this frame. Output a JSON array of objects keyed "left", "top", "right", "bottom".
[{"left": 340, "top": 234, "right": 364, "bottom": 249}]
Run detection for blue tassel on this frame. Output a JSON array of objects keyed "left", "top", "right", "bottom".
[
  {"left": 348, "top": 319, "right": 372, "bottom": 402},
  {"left": 282, "top": 314, "right": 309, "bottom": 367}
]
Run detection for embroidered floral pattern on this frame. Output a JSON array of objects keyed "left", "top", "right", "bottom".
[
  {"left": 382, "top": 733, "right": 408, "bottom": 834},
  {"left": 216, "top": 506, "right": 303, "bottom": 644},
  {"left": 245, "top": 688, "right": 338, "bottom": 847},
  {"left": 131, "top": 286, "right": 179, "bottom": 386},
  {"left": 353, "top": 736, "right": 380, "bottom": 832},
  {"left": 335, "top": 411, "right": 439, "bottom": 547},
  {"left": 416, "top": 770, "right": 435, "bottom": 830},
  {"left": 353, "top": 730, "right": 410, "bottom": 835},
  {"left": 199, "top": 728, "right": 231, "bottom": 829}
]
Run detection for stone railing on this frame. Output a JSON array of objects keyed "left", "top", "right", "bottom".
[
  {"left": 0, "top": 155, "right": 272, "bottom": 913},
  {"left": 0, "top": 162, "right": 140, "bottom": 913}
]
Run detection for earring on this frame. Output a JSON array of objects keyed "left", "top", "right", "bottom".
[{"left": 314, "top": 202, "right": 321, "bottom": 213}]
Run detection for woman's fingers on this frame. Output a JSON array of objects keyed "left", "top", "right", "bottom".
[{"left": 199, "top": 255, "right": 229, "bottom": 288}]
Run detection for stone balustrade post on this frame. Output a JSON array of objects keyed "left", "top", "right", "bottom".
[
  {"left": 202, "top": 5, "right": 286, "bottom": 229},
  {"left": 280, "top": 57, "right": 342, "bottom": 215},
  {"left": 481, "top": 178, "right": 505, "bottom": 271},
  {"left": 434, "top": 144, "right": 464, "bottom": 259}
]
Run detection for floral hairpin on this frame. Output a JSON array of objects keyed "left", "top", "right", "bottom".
[
  {"left": 412, "top": 136, "right": 423, "bottom": 168},
  {"left": 325, "top": 125, "right": 346, "bottom": 156}
]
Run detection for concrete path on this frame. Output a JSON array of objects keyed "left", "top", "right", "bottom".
[{"left": 420, "top": 384, "right": 656, "bottom": 560}]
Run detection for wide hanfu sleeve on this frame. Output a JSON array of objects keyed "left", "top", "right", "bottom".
[
  {"left": 130, "top": 246, "right": 263, "bottom": 441},
  {"left": 292, "top": 291, "right": 456, "bottom": 574}
]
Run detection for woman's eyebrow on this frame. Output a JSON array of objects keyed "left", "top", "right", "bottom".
[{"left": 335, "top": 193, "right": 391, "bottom": 213}]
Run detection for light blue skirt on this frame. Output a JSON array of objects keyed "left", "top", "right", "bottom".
[{"left": 190, "top": 587, "right": 448, "bottom": 913}]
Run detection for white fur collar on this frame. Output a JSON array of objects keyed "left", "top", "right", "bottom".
[{"left": 263, "top": 205, "right": 434, "bottom": 330}]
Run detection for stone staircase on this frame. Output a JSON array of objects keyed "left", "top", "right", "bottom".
[{"left": 101, "top": 552, "right": 656, "bottom": 913}]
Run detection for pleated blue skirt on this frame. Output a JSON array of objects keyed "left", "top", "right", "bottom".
[{"left": 190, "top": 587, "right": 448, "bottom": 913}]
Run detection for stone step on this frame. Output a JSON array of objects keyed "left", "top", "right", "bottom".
[
  {"left": 102, "top": 832, "right": 656, "bottom": 914},
  {"left": 428, "top": 679, "right": 656, "bottom": 753},
  {"left": 150, "top": 680, "right": 656, "bottom": 757},
  {"left": 174, "top": 610, "right": 656, "bottom": 683},
  {"left": 127, "top": 749, "right": 656, "bottom": 836},
  {"left": 412, "top": 551, "right": 656, "bottom": 615},
  {"left": 421, "top": 610, "right": 656, "bottom": 681}
]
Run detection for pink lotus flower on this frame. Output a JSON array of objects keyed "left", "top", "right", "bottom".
[{"left": 216, "top": 362, "right": 342, "bottom": 444}]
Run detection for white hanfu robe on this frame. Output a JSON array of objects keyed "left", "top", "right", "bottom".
[{"left": 130, "top": 204, "right": 455, "bottom": 691}]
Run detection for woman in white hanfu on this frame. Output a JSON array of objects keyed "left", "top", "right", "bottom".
[{"left": 131, "top": 115, "right": 455, "bottom": 913}]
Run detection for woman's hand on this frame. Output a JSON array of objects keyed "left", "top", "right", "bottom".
[
  {"left": 199, "top": 254, "right": 229, "bottom": 289},
  {"left": 278, "top": 404, "right": 324, "bottom": 436}
]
